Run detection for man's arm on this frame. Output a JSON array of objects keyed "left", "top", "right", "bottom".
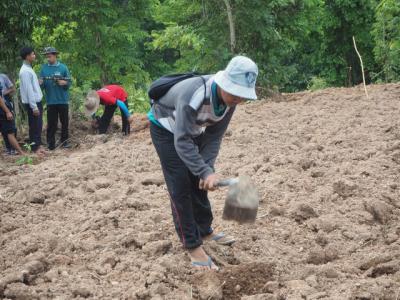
[
  {"left": 174, "top": 102, "right": 214, "bottom": 180},
  {"left": 3, "top": 86, "right": 16, "bottom": 96},
  {"left": 1, "top": 75, "right": 16, "bottom": 96},
  {"left": 116, "top": 100, "right": 131, "bottom": 117},
  {"left": 0, "top": 96, "right": 13, "bottom": 120},
  {"left": 199, "top": 107, "right": 235, "bottom": 168},
  {"left": 20, "top": 71, "right": 38, "bottom": 111}
]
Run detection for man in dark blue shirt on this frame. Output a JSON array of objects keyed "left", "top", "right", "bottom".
[{"left": 39, "top": 47, "right": 72, "bottom": 150}]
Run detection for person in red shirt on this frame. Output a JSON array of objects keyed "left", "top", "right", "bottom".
[{"left": 84, "top": 85, "right": 134, "bottom": 135}]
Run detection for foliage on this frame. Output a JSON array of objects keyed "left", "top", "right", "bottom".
[
  {"left": 150, "top": 0, "right": 319, "bottom": 89},
  {"left": 150, "top": 0, "right": 382, "bottom": 91},
  {"left": 316, "top": 0, "right": 378, "bottom": 86},
  {"left": 372, "top": 0, "right": 400, "bottom": 82},
  {"left": 28, "top": 0, "right": 158, "bottom": 113},
  {"left": 32, "top": 0, "right": 155, "bottom": 86},
  {"left": 69, "top": 82, "right": 93, "bottom": 116},
  {"left": 16, "top": 143, "right": 34, "bottom": 165},
  {"left": 1, "top": 0, "right": 400, "bottom": 121},
  {"left": 307, "top": 77, "right": 329, "bottom": 91},
  {"left": 125, "top": 87, "right": 151, "bottom": 114},
  {"left": 0, "top": 1, "right": 50, "bottom": 79}
]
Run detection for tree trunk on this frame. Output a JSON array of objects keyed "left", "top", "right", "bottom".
[
  {"left": 95, "top": 31, "right": 108, "bottom": 85},
  {"left": 223, "top": 0, "right": 236, "bottom": 53}
]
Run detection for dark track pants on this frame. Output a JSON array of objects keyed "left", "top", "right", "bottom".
[
  {"left": 1, "top": 130, "right": 11, "bottom": 150},
  {"left": 24, "top": 102, "right": 43, "bottom": 152},
  {"left": 47, "top": 104, "right": 69, "bottom": 150},
  {"left": 98, "top": 98, "right": 130, "bottom": 135},
  {"left": 0, "top": 100, "right": 16, "bottom": 151},
  {"left": 150, "top": 123, "right": 213, "bottom": 249},
  {"left": 0, "top": 119, "right": 17, "bottom": 150}
]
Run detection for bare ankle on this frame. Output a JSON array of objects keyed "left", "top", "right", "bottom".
[{"left": 188, "top": 246, "right": 208, "bottom": 260}]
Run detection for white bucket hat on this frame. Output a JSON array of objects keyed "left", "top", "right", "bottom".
[
  {"left": 84, "top": 90, "right": 100, "bottom": 117},
  {"left": 214, "top": 56, "right": 258, "bottom": 100}
]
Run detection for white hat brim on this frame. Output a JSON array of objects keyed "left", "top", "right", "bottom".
[
  {"left": 214, "top": 71, "right": 257, "bottom": 100},
  {"left": 84, "top": 95, "right": 100, "bottom": 117}
]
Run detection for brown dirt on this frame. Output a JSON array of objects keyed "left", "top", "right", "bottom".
[{"left": 1, "top": 83, "right": 400, "bottom": 299}]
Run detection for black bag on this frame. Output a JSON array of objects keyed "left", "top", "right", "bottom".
[{"left": 148, "top": 73, "right": 201, "bottom": 104}]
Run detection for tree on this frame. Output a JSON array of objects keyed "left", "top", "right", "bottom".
[
  {"left": 32, "top": 0, "right": 156, "bottom": 88},
  {"left": 0, "top": 1, "right": 50, "bottom": 80},
  {"left": 223, "top": 0, "right": 236, "bottom": 53},
  {"left": 151, "top": 0, "right": 321, "bottom": 90},
  {"left": 317, "top": 0, "right": 377, "bottom": 86},
  {"left": 372, "top": 0, "right": 400, "bottom": 82}
]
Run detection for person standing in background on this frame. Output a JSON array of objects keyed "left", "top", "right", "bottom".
[
  {"left": 0, "top": 73, "right": 16, "bottom": 103},
  {"left": 0, "top": 73, "right": 17, "bottom": 154},
  {"left": 0, "top": 81, "right": 24, "bottom": 155},
  {"left": 39, "top": 47, "right": 72, "bottom": 150},
  {"left": 19, "top": 47, "right": 45, "bottom": 154}
]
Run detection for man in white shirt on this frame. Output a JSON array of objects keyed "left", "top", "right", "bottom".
[{"left": 19, "top": 47, "right": 45, "bottom": 153}]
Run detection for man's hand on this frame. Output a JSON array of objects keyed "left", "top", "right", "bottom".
[
  {"left": 128, "top": 115, "right": 134, "bottom": 124},
  {"left": 6, "top": 111, "right": 13, "bottom": 121},
  {"left": 199, "top": 173, "right": 220, "bottom": 191},
  {"left": 57, "top": 80, "right": 68, "bottom": 86},
  {"left": 32, "top": 109, "right": 40, "bottom": 117}
]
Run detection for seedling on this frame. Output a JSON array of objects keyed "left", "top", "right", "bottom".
[{"left": 16, "top": 143, "right": 34, "bottom": 165}]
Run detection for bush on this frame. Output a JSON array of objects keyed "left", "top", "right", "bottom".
[
  {"left": 124, "top": 86, "right": 151, "bottom": 114},
  {"left": 307, "top": 77, "right": 329, "bottom": 91},
  {"left": 69, "top": 82, "right": 92, "bottom": 119}
]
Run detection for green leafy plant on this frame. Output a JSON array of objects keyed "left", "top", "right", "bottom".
[
  {"left": 16, "top": 143, "right": 34, "bottom": 165},
  {"left": 125, "top": 86, "right": 151, "bottom": 114},
  {"left": 307, "top": 76, "right": 329, "bottom": 91}
]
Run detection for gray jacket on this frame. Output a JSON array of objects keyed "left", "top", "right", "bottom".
[{"left": 151, "top": 75, "right": 235, "bottom": 179}]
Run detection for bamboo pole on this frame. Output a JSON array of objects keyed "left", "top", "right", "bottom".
[
  {"left": 223, "top": 0, "right": 236, "bottom": 53},
  {"left": 352, "top": 36, "right": 369, "bottom": 99}
]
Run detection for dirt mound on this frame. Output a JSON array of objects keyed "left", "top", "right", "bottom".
[{"left": 1, "top": 83, "right": 400, "bottom": 299}]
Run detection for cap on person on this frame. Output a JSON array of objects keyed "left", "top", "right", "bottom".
[
  {"left": 214, "top": 56, "right": 258, "bottom": 100},
  {"left": 43, "top": 47, "right": 59, "bottom": 55},
  {"left": 84, "top": 90, "right": 100, "bottom": 117}
]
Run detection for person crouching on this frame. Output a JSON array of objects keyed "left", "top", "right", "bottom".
[{"left": 84, "top": 85, "right": 134, "bottom": 135}]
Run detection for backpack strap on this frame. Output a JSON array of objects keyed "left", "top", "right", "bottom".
[
  {"left": 200, "top": 76, "right": 206, "bottom": 101},
  {"left": 155, "top": 76, "right": 209, "bottom": 111},
  {"left": 200, "top": 76, "right": 211, "bottom": 105}
]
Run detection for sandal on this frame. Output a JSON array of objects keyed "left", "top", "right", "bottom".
[
  {"left": 209, "top": 232, "right": 236, "bottom": 246},
  {"left": 191, "top": 256, "right": 219, "bottom": 270}
]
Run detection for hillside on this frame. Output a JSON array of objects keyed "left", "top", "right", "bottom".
[{"left": 1, "top": 83, "right": 400, "bottom": 299}]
